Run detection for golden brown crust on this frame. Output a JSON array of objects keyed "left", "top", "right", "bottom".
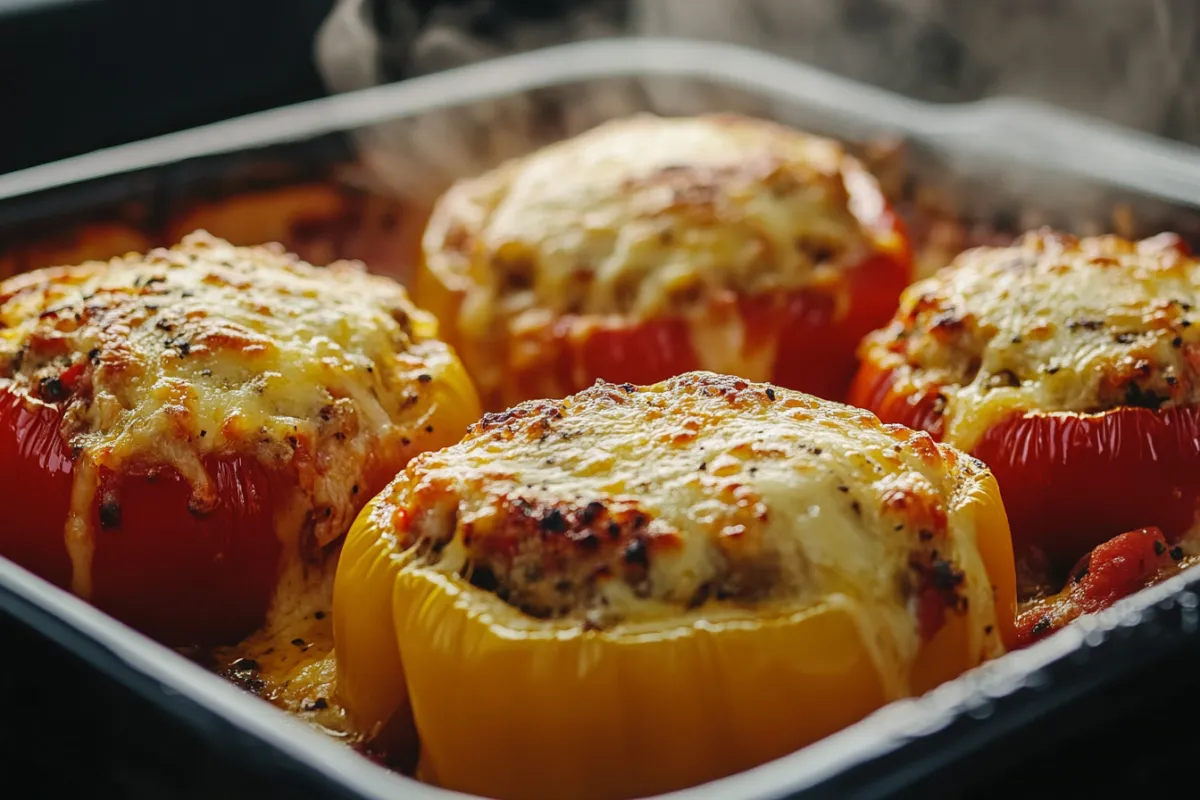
[
  {"left": 425, "top": 114, "right": 878, "bottom": 316},
  {"left": 859, "top": 229, "right": 1200, "bottom": 447},
  {"left": 420, "top": 113, "right": 906, "bottom": 406},
  {"left": 372, "top": 371, "right": 993, "bottom": 636}
]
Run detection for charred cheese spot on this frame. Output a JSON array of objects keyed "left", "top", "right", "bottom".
[
  {"left": 861, "top": 230, "right": 1200, "bottom": 449},
  {"left": 376, "top": 371, "right": 1004, "bottom": 666},
  {"left": 421, "top": 113, "right": 905, "bottom": 405}
]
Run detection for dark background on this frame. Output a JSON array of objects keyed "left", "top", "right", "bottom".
[{"left": 0, "top": 0, "right": 335, "bottom": 174}]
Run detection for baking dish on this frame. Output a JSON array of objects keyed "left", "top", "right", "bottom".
[{"left": 3, "top": 37, "right": 1200, "bottom": 799}]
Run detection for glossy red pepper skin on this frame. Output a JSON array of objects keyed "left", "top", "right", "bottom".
[
  {"left": 0, "top": 386, "right": 283, "bottom": 647},
  {"left": 848, "top": 363, "right": 1200, "bottom": 581},
  {"left": 972, "top": 407, "right": 1200, "bottom": 576}
]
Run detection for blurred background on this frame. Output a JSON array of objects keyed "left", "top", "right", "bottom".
[{"left": 2, "top": 0, "right": 1198, "bottom": 174}]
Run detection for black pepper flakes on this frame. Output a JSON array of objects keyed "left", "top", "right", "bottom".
[
  {"left": 98, "top": 498, "right": 122, "bottom": 530},
  {"left": 468, "top": 564, "right": 499, "bottom": 592},
  {"left": 230, "top": 658, "right": 259, "bottom": 672},
  {"left": 304, "top": 698, "right": 329, "bottom": 711},
  {"left": 765, "top": 387, "right": 776, "bottom": 401},
  {"left": 540, "top": 509, "right": 567, "bottom": 534},
  {"left": 1173, "top": 336, "right": 1184, "bottom": 348},
  {"left": 87, "top": 347, "right": 100, "bottom": 364},
  {"left": 418, "top": 373, "right": 432, "bottom": 383},
  {"left": 573, "top": 531, "right": 600, "bottom": 550},
  {"left": 425, "top": 425, "right": 434, "bottom": 433},
  {"left": 927, "top": 558, "right": 965, "bottom": 591},
  {"left": 352, "top": 484, "right": 359, "bottom": 495},
  {"left": 623, "top": 538, "right": 649, "bottom": 567},
  {"left": 1124, "top": 382, "right": 1166, "bottom": 409},
  {"left": 313, "top": 610, "right": 326, "bottom": 620},
  {"left": 1170, "top": 546, "right": 1185, "bottom": 561},
  {"left": 1154, "top": 539, "right": 1167, "bottom": 556},
  {"left": 580, "top": 501, "right": 604, "bottom": 524},
  {"left": 38, "top": 376, "right": 67, "bottom": 402},
  {"left": 1031, "top": 617, "right": 1052, "bottom": 636}
]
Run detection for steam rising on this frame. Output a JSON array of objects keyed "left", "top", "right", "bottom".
[
  {"left": 329, "top": 0, "right": 1200, "bottom": 144},
  {"left": 316, "top": 0, "right": 1200, "bottom": 261}
]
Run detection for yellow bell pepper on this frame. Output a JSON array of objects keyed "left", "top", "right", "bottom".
[{"left": 334, "top": 470, "right": 1015, "bottom": 800}]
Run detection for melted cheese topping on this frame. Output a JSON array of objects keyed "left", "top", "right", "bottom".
[
  {"left": 380, "top": 371, "right": 1005, "bottom": 692},
  {"left": 422, "top": 114, "right": 900, "bottom": 402},
  {"left": 860, "top": 230, "right": 1200, "bottom": 450},
  {"left": 0, "top": 231, "right": 471, "bottom": 596}
]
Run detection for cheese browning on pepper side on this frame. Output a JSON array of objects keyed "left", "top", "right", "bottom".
[
  {"left": 0, "top": 231, "right": 480, "bottom": 643},
  {"left": 420, "top": 113, "right": 910, "bottom": 409},
  {"left": 859, "top": 229, "right": 1200, "bottom": 451}
]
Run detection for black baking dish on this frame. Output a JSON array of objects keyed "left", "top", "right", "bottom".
[{"left": 3, "top": 37, "right": 1200, "bottom": 799}]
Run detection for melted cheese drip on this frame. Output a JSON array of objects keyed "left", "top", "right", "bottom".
[
  {"left": 866, "top": 231, "right": 1200, "bottom": 451},
  {"left": 212, "top": 551, "right": 350, "bottom": 740},
  {"left": 387, "top": 372, "right": 1005, "bottom": 697},
  {"left": 64, "top": 457, "right": 97, "bottom": 599}
]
